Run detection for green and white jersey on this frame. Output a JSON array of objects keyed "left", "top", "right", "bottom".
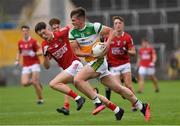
[{"left": 69, "top": 22, "right": 103, "bottom": 62}]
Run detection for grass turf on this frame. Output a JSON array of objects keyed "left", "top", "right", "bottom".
[{"left": 0, "top": 80, "right": 180, "bottom": 125}]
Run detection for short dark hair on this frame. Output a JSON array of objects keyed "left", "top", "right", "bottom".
[
  {"left": 141, "top": 38, "right": 149, "bottom": 42},
  {"left": 49, "top": 18, "right": 61, "bottom": 26},
  {"left": 21, "top": 25, "right": 30, "bottom": 29},
  {"left": 70, "top": 7, "right": 86, "bottom": 18},
  {"left": 112, "top": 16, "right": 124, "bottom": 22},
  {"left": 35, "top": 22, "right": 46, "bottom": 33}
]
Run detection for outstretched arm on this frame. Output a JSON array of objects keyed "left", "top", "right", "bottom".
[{"left": 43, "top": 55, "right": 51, "bottom": 69}]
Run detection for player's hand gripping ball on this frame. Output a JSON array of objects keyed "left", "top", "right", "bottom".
[{"left": 92, "top": 42, "right": 106, "bottom": 57}]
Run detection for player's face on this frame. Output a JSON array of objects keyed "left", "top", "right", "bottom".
[
  {"left": 142, "top": 41, "right": 149, "bottom": 48},
  {"left": 37, "top": 29, "right": 52, "bottom": 41},
  {"left": 113, "top": 19, "right": 124, "bottom": 32},
  {"left": 51, "top": 24, "right": 60, "bottom": 32},
  {"left": 71, "top": 15, "right": 83, "bottom": 29},
  {"left": 22, "top": 28, "right": 30, "bottom": 38}
]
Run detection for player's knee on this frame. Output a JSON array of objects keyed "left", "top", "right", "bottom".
[
  {"left": 125, "top": 84, "right": 133, "bottom": 90},
  {"left": 31, "top": 79, "right": 39, "bottom": 85},
  {"left": 73, "top": 77, "right": 82, "bottom": 88},
  {"left": 21, "top": 81, "right": 30, "bottom": 87},
  {"left": 49, "top": 80, "right": 56, "bottom": 89}
]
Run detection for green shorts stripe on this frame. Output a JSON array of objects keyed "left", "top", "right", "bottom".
[{"left": 91, "top": 58, "right": 104, "bottom": 71}]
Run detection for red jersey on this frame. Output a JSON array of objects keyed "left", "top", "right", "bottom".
[
  {"left": 18, "top": 37, "right": 40, "bottom": 66},
  {"left": 107, "top": 32, "right": 134, "bottom": 67},
  {"left": 138, "top": 47, "right": 156, "bottom": 67},
  {"left": 41, "top": 26, "right": 79, "bottom": 69}
]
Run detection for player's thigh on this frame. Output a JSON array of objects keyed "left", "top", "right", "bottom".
[
  {"left": 30, "top": 64, "right": 40, "bottom": 83},
  {"left": 21, "top": 73, "right": 31, "bottom": 84},
  {"left": 21, "top": 66, "right": 31, "bottom": 83},
  {"left": 138, "top": 66, "right": 146, "bottom": 76},
  {"left": 50, "top": 71, "right": 74, "bottom": 85},
  {"left": 31, "top": 71, "right": 40, "bottom": 83},
  {"left": 75, "top": 65, "right": 99, "bottom": 81},
  {"left": 147, "top": 67, "right": 155, "bottom": 75},
  {"left": 113, "top": 74, "right": 121, "bottom": 84},
  {"left": 122, "top": 72, "right": 132, "bottom": 85},
  {"left": 100, "top": 74, "right": 123, "bottom": 92}
]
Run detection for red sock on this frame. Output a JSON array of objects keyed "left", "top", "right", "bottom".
[
  {"left": 67, "top": 90, "right": 78, "bottom": 99},
  {"left": 107, "top": 102, "right": 117, "bottom": 111},
  {"left": 64, "top": 102, "right": 70, "bottom": 110}
]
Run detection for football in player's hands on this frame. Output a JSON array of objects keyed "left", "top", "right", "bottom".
[{"left": 92, "top": 42, "right": 106, "bottom": 57}]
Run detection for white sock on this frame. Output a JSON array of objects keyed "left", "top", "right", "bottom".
[
  {"left": 92, "top": 96, "right": 101, "bottom": 104},
  {"left": 38, "top": 99, "right": 44, "bottom": 102},
  {"left": 114, "top": 107, "right": 120, "bottom": 114},
  {"left": 75, "top": 96, "right": 81, "bottom": 101},
  {"left": 135, "top": 100, "right": 143, "bottom": 110}
]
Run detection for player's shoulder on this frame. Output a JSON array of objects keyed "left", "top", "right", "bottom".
[
  {"left": 138, "top": 47, "right": 144, "bottom": 51},
  {"left": 29, "top": 37, "right": 37, "bottom": 43},
  {"left": 69, "top": 26, "right": 77, "bottom": 34},
  {"left": 18, "top": 39, "right": 23, "bottom": 44},
  {"left": 123, "top": 32, "right": 132, "bottom": 38},
  {"left": 41, "top": 40, "right": 48, "bottom": 47},
  {"left": 149, "top": 46, "right": 155, "bottom": 52},
  {"left": 60, "top": 26, "right": 69, "bottom": 32},
  {"left": 86, "top": 22, "right": 94, "bottom": 27},
  {"left": 86, "top": 22, "right": 102, "bottom": 29}
]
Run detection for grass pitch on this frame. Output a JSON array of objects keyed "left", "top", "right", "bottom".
[{"left": 0, "top": 80, "right": 180, "bottom": 125}]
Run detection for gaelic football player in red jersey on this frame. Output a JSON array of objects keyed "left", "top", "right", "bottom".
[
  {"left": 48, "top": 18, "right": 71, "bottom": 115},
  {"left": 35, "top": 22, "right": 86, "bottom": 111},
  {"left": 107, "top": 16, "right": 137, "bottom": 111},
  {"left": 137, "top": 38, "right": 160, "bottom": 93},
  {"left": 35, "top": 22, "right": 123, "bottom": 116},
  {"left": 15, "top": 25, "right": 44, "bottom": 104}
]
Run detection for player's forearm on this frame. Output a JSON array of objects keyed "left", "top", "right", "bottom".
[
  {"left": 36, "top": 49, "right": 43, "bottom": 56},
  {"left": 105, "top": 29, "right": 114, "bottom": 46},
  {"left": 75, "top": 51, "right": 92, "bottom": 57},
  {"left": 15, "top": 53, "right": 21, "bottom": 61},
  {"left": 43, "top": 57, "right": 50, "bottom": 69},
  {"left": 152, "top": 55, "right": 157, "bottom": 63},
  {"left": 137, "top": 58, "right": 140, "bottom": 66},
  {"left": 127, "top": 49, "right": 136, "bottom": 56}
]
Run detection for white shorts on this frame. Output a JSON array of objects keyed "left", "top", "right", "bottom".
[
  {"left": 22, "top": 64, "right": 41, "bottom": 74},
  {"left": 109, "top": 63, "right": 131, "bottom": 75},
  {"left": 88, "top": 57, "right": 110, "bottom": 79},
  {"left": 138, "top": 66, "right": 155, "bottom": 76},
  {"left": 65, "top": 60, "right": 83, "bottom": 76}
]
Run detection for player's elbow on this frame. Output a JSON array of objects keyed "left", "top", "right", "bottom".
[
  {"left": 43, "top": 63, "right": 50, "bottom": 69},
  {"left": 129, "top": 50, "right": 136, "bottom": 56},
  {"left": 44, "top": 65, "right": 50, "bottom": 69},
  {"left": 132, "top": 51, "right": 136, "bottom": 56}
]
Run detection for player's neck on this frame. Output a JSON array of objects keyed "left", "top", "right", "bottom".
[
  {"left": 23, "top": 36, "right": 30, "bottom": 42},
  {"left": 115, "top": 30, "right": 124, "bottom": 36},
  {"left": 78, "top": 23, "right": 86, "bottom": 30},
  {"left": 48, "top": 32, "right": 54, "bottom": 42}
]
